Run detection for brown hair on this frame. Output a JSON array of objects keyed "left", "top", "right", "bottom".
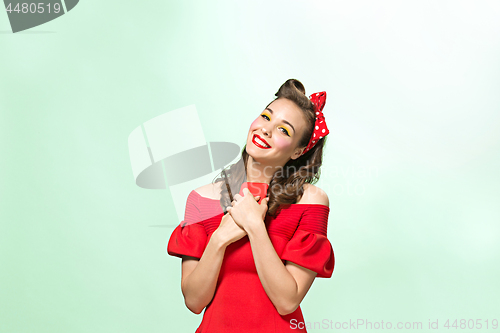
[{"left": 212, "top": 78, "right": 328, "bottom": 216}]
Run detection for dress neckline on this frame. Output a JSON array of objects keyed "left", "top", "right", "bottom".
[{"left": 191, "top": 190, "right": 330, "bottom": 210}]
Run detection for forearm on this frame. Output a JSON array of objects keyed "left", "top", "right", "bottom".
[
  {"left": 246, "top": 222, "right": 299, "bottom": 315},
  {"left": 181, "top": 231, "right": 227, "bottom": 314}
]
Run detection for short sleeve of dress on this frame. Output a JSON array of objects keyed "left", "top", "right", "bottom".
[
  {"left": 167, "top": 190, "right": 208, "bottom": 260},
  {"left": 280, "top": 205, "right": 335, "bottom": 278}
]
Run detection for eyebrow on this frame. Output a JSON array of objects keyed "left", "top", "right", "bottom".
[{"left": 265, "top": 107, "right": 295, "bottom": 133}]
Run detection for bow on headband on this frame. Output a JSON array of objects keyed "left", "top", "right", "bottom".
[{"left": 301, "top": 91, "right": 329, "bottom": 155}]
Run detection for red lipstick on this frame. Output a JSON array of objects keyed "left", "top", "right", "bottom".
[{"left": 252, "top": 134, "right": 271, "bottom": 149}]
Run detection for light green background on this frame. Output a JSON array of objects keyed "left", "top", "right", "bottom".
[{"left": 1, "top": 1, "right": 499, "bottom": 332}]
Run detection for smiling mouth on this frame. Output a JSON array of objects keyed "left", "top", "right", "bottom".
[{"left": 252, "top": 134, "right": 271, "bottom": 149}]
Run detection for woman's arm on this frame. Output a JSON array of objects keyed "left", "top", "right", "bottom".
[
  {"left": 246, "top": 224, "right": 317, "bottom": 316},
  {"left": 180, "top": 213, "right": 248, "bottom": 314},
  {"left": 180, "top": 232, "right": 226, "bottom": 314}
]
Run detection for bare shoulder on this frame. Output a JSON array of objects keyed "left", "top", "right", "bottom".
[
  {"left": 296, "top": 183, "right": 329, "bottom": 207},
  {"left": 194, "top": 180, "right": 224, "bottom": 200}
]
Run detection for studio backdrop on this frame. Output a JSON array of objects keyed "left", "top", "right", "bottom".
[{"left": 1, "top": 1, "right": 499, "bottom": 332}]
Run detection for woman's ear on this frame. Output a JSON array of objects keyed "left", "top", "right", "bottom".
[{"left": 291, "top": 147, "right": 305, "bottom": 160}]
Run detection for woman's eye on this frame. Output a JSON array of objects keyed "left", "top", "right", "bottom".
[
  {"left": 261, "top": 114, "right": 270, "bottom": 120},
  {"left": 280, "top": 127, "right": 290, "bottom": 136}
]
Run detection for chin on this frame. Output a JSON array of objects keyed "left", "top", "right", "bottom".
[
  {"left": 246, "top": 146, "right": 263, "bottom": 162},
  {"left": 246, "top": 144, "right": 259, "bottom": 158}
]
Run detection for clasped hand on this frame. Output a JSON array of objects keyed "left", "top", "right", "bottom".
[{"left": 227, "top": 188, "right": 269, "bottom": 232}]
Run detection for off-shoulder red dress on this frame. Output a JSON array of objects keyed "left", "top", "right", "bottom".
[{"left": 167, "top": 182, "right": 335, "bottom": 333}]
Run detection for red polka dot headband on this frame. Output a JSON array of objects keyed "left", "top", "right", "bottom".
[{"left": 301, "top": 91, "right": 329, "bottom": 155}]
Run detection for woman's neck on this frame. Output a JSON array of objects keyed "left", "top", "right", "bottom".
[{"left": 246, "top": 155, "right": 280, "bottom": 184}]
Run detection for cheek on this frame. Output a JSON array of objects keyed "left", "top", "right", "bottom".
[
  {"left": 272, "top": 136, "right": 294, "bottom": 151},
  {"left": 249, "top": 119, "right": 259, "bottom": 130},
  {"left": 247, "top": 119, "right": 261, "bottom": 138}
]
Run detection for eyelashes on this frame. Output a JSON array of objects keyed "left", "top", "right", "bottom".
[
  {"left": 260, "top": 114, "right": 290, "bottom": 136},
  {"left": 280, "top": 127, "right": 290, "bottom": 136}
]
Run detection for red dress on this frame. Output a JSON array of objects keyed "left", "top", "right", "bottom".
[{"left": 167, "top": 182, "right": 335, "bottom": 333}]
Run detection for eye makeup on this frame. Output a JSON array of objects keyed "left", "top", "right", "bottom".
[
  {"left": 261, "top": 112, "right": 271, "bottom": 120},
  {"left": 279, "top": 125, "right": 291, "bottom": 136},
  {"left": 260, "top": 112, "right": 292, "bottom": 137}
]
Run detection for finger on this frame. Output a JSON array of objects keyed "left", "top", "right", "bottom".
[
  {"left": 244, "top": 188, "right": 255, "bottom": 198},
  {"left": 255, "top": 195, "right": 261, "bottom": 201},
  {"left": 234, "top": 194, "right": 242, "bottom": 200}
]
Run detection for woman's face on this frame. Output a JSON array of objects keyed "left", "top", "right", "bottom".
[{"left": 246, "top": 98, "right": 308, "bottom": 166}]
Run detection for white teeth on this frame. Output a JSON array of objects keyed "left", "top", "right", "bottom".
[{"left": 255, "top": 136, "right": 270, "bottom": 148}]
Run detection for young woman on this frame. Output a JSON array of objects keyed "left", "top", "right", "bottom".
[{"left": 167, "top": 78, "right": 335, "bottom": 332}]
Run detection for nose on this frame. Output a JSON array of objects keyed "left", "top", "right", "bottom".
[{"left": 261, "top": 127, "right": 270, "bottom": 137}]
